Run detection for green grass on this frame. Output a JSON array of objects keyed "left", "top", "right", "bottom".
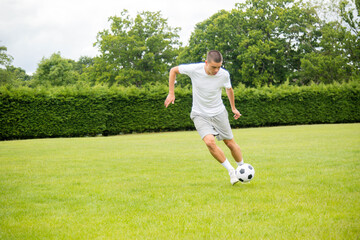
[{"left": 0, "top": 124, "right": 359, "bottom": 239}]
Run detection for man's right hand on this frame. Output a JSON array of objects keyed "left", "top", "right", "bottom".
[{"left": 164, "top": 93, "right": 175, "bottom": 108}]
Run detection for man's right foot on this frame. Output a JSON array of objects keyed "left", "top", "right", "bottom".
[{"left": 229, "top": 169, "right": 239, "bottom": 185}]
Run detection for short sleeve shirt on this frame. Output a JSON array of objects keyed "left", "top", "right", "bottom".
[{"left": 178, "top": 62, "right": 232, "bottom": 116}]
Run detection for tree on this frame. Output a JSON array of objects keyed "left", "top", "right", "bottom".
[
  {"left": 90, "top": 10, "right": 181, "bottom": 87},
  {"left": 298, "top": 0, "right": 359, "bottom": 83},
  {"left": 74, "top": 56, "right": 94, "bottom": 75},
  {"left": 31, "top": 52, "right": 79, "bottom": 87},
  {"left": 0, "top": 66, "right": 31, "bottom": 87},
  {"left": 339, "top": 0, "right": 360, "bottom": 75},
  {"left": 0, "top": 45, "right": 13, "bottom": 67},
  {"left": 0, "top": 46, "right": 31, "bottom": 87},
  {"left": 0, "top": 46, "right": 14, "bottom": 86},
  {"left": 299, "top": 52, "right": 352, "bottom": 84},
  {"left": 177, "top": 0, "right": 320, "bottom": 87}
]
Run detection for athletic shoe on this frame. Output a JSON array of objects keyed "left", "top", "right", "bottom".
[{"left": 229, "top": 169, "right": 239, "bottom": 185}]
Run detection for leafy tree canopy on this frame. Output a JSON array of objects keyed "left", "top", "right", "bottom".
[
  {"left": 0, "top": 45, "right": 13, "bottom": 67},
  {"left": 177, "top": 0, "right": 359, "bottom": 87},
  {"left": 31, "top": 52, "right": 79, "bottom": 87},
  {"left": 87, "top": 10, "right": 181, "bottom": 87},
  {"left": 177, "top": 0, "right": 321, "bottom": 87}
]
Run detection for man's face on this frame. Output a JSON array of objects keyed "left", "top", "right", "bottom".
[{"left": 205, "top": 60, "right": 222, "bottom": 75}]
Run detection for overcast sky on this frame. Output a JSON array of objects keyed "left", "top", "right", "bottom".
[{"left": 0, "top": 0, "right": 241, "bottom": 74}]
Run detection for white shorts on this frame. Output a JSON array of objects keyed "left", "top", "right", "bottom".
[{"left": 190, "top": 110, "right": 234, "bottom": 141}]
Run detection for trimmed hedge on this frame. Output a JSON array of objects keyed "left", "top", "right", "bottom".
[
  {"left": 0, "top": 82, "right": 359, "bottom": 140},
  {"left": 228, "top": 82, "right": 360, "bottom": 127}
]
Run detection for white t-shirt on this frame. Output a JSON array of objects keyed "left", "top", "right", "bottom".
[{"left": 178, "top": 62, "right": 232, "bottom": 116}]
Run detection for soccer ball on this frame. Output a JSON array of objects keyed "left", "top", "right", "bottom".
[{"left": 236, "top": 163, "right": 255, "bottom": 183}]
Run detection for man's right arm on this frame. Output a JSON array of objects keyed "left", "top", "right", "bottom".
[{"left": 164, "top": 66, "right": 180, "bottom": 108}]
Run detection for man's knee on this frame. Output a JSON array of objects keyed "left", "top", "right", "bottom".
[
  {"left": 203, "top": 135, "right": 217, "bottom": 150},
  {"left": 224, "top": 139, "right": 239, "bottom": 150}
]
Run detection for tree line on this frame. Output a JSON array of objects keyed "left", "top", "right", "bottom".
[{"left": 1, "top": 0, "right": 359, "bottom": 88}]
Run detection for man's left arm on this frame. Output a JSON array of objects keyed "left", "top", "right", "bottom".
[{"left": 226, "top": 88, "right": 241, "bottom": 120}]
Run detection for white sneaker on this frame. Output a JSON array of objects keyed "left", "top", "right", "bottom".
[{"left": 229, "top": 169, "right": 239, "bottom": 185}]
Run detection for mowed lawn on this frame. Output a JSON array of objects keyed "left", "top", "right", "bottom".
[{"left": 0, "top": 124, "right": 359, "bottom": 239}]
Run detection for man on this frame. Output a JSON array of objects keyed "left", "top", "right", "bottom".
[{"left": 164, "top": 50, "right": 244, "bottom": 185}]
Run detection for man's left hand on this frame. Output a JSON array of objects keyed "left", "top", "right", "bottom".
[{"left": 232, "top": 109, "right": 241, "bottom": 120}]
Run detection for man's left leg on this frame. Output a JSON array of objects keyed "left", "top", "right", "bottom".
[
  {"left": 211, "top": 110, "right": 243, "bottom": 165},
  {"left": 223, "top": 139, "right": 244, "bottom": 166}
]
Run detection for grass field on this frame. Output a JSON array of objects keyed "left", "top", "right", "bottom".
[{"left": 0, "top": 124, "right": 359, "bottom": 239}]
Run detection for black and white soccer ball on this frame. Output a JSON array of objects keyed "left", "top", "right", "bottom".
[{"left": 236, "top": 163, "right": 255, "bottom": 183}]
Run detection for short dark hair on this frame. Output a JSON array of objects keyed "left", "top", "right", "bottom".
[{"left": 207, "top": 50, "right": 223, "bottom": 63}]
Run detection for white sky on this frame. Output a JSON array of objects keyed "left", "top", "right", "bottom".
[{"left": 0, "top": 0, "right": 241, "bottom": 74}]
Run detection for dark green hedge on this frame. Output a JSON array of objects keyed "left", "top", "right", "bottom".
[
  {"left": 1, "top": 82, "right": 359, "bottom": 140},
  {"left": 228, "top": 82, "right": 360, "bottom": 127}
]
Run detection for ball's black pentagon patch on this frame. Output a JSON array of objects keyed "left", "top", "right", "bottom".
[
  {"left": 248, "top": 174, "right": 253, "bottom": 179},
  {"left": 240, "top": 169, "right": 245, "bottom": 174}
]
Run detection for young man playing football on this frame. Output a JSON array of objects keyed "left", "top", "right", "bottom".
[{"left": 164, "top": 50, "right": 244, "bottom": 185}]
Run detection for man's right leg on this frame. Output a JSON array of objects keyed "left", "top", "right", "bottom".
[
  {"left": 203, "top": 134, "right": 239, "bottom": 185},
  {"left": 203, "top": 134, "right": 226, "bottom": 163}
]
